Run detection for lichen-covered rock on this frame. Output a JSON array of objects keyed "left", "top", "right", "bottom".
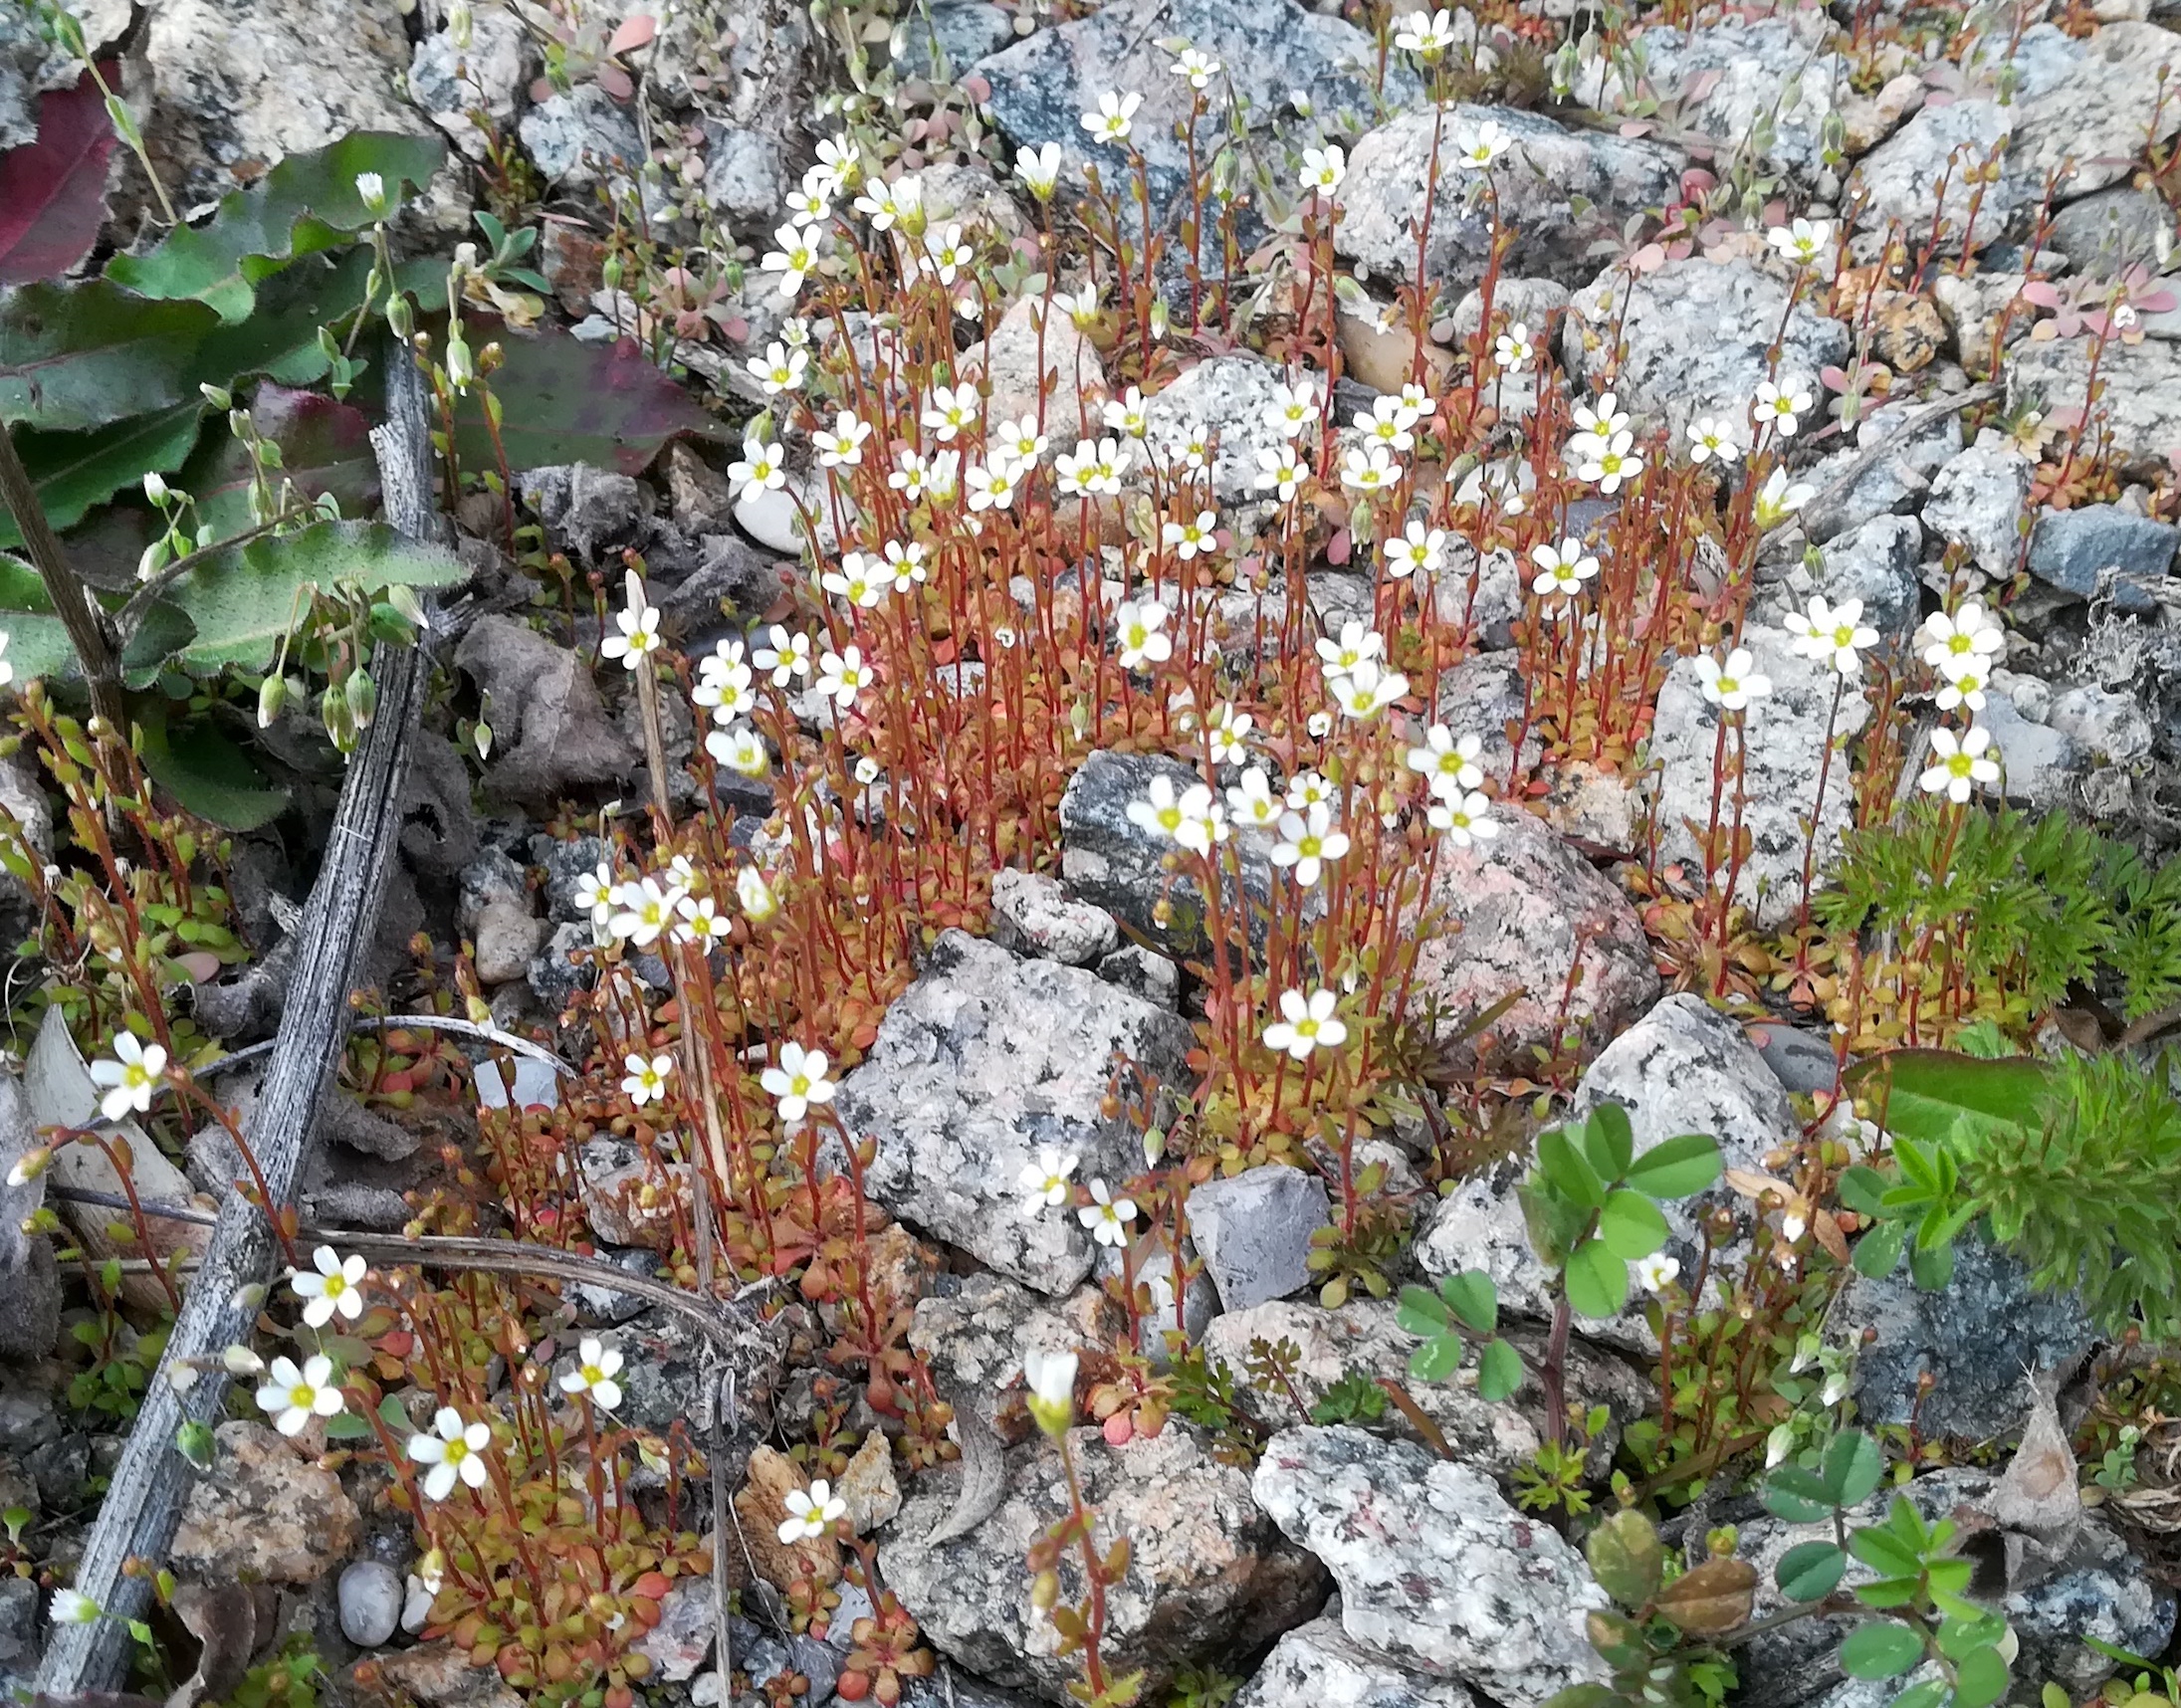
[
  {"left": 1833, "top": 1234, "right": 2093, "bottom": 1439},
  {"left": 987, "top": 869, "right": 1120, "bottom": 965},
  {"left": 1343, "top": 107, "right": 1681, "bottom": 291},
  {"left": 1409, "top": 806, "right": 1660, "bottom": 1067},
  {"left": 2009, "top": 320, "right": 2181, "bottom": 468},
  {"left": 1251, "top": 1426, "right": 1610, "bottom": 1707},
  {"left": 1923, "top": 437, "right": 2035, "bottom": 577},
  {"left": 171, "top": 1421, "right": 360, "bottom": 1584},
  {"left": 408, "top": 1, "right": 529, "bottom": 162},
  {"left": 1850, "top": 100, "right": 2023, "bottom": 249},
  {"left": 1143, "top": 356, "right": 1291, "bottom": 507},
  {"left": 1577, "top": 16, "right": 1843, "bottom": 175},
  {"left": 1800, "top": 398, "right": 1963, "bottom": 543},
  {"left": 2006, "top": 22, "right": 2181, "bottom": 203},
  {"left": 1650, "top": 623, "right": 1871, "bottom": 929},
  {"left": 1563, "top": 258, "right": 1851, "bottom": 438},
  {"left": 1236, "top": 1612, "right": 1476, "bottom": 1708},
  {"left": 883, "top": 1424, "right": 1327, "bottom": 1704},
  {"left": 833, "top": 931, "right": 1195, "bottom": 1294},
  {"left": 967, "top": 294, "right": 1109, "bottom": 433},
  {"left": 519, "top": 85, "right": 645, "bottom": 191},
  {"left": 1812, "top": 515, "right": 1923, "bottom": 641}
]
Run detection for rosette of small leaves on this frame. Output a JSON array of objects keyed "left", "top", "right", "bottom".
[{"left": 1519, "top": 1104, "right": 1723, "bottom": 1320}]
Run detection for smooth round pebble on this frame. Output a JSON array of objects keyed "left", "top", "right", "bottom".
[{"left": 338, "top": 1559, "right": 402, "bottom": 1647}]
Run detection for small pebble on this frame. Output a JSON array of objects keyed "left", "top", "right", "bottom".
[{"left": 338, "top": 1559, "right": 402, "bottom": 1647}]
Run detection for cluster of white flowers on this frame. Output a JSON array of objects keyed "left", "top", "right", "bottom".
[
  {"left": 1915, "top": 601, "right": 2006, "bottom": 801},
  {"left": 1013, "top": 1147, "right": 1137, "bottom": 1245},
  {"left": 1565, "top": 392, "right": 1642, "bottom": 495},
  {"left": 1783, "top": 594, "right": 1880, "bottom": 679}
]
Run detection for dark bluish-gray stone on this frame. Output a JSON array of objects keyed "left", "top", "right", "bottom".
[
  {"left": 1187, "top": 1166, "right": 1330, "bottom": 1311},
  {"left": 2028, "top": 504, "right": 2178, "bottom": 609},
  {"left": 896, "top": 1, "right": 1014, "bottom": 79}
]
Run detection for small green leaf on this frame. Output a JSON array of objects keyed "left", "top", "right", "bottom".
[
  {"left": 377, "top": 1392, "right": 410, "bottom": 1429},
  {"left": 1837, "top": 1166, "right": 1890, "bottom": 1217},
  {"left": 1775, "top": 1540, "right": 1847, "bottom": 1601},
  {"left": 1848, "top": 1524, "right": 1923, "bottom": 1580},
  {"left": 1623, "top": 1132, "right": 1724, "bottom": 1200},
  {"left": 1908, "top": 1238, "right": 1956, "bottom": 1292},
  {"left": 323, "top": 1410, "right": 372, "bottom": 1440},
  {"left": 174, "top": 1418, "right": 216, "bottom": 1471},
  {"left": 1597, "top": 1188, "right": 1670, "bottom": 1260},
  {"left": 1477, "top": 1337, "right": 1523, "bottom": 1402},
  {"left": 1952, "top": 1646, "right": 2010, "bottom": 1708},
  {"left": 1586, "top": 1508, "right": 1664, "bottom": 1609},
  {"left": 1397, "top": 1281, "right": 1450, "bottom": 1338},
  {"left": 135, "top": 710, "right": 289, "bottom": 831},
  {"left": 1581, "top": 1102, "right": 1635, "bottom": 1181},
  {"left": 1438, "top": 1268, "right": 1498, "bottom": 1334},
  {"left": 1839, "top": 1622, "right": 1924, "bottom": 1681},
  {"left": 1762, "top": 1466, "right": 1838, "bottom": 1524},
  {"left": 1409, "top": 1333, "right": 1462, "bottom": 1385},
  {"left": 1564, "top": 1237, "right": 1629, "bottom": 1320},
  {"left": 1854, "top": 1220, "right": 1907, "bottom": 1279},
  {"left": 1538, "top": 1126, "right": 1609, "bottom": 1210},
  {"left": 119, "top": 599, "right": 195, "bottom": 687},
  {"left": 1823, "top": 1430, "right": 1885, "bottom": 1509},
  {"left": 1887, "top": 1681, "right": 1947, "bottom": 1708}
]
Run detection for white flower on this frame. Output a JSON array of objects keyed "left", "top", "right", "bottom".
[
  {"left": 777, "top": 1478, "right": 846, "bottom": 1544},
  {"left": 1173, "top": 783, "right": 1228, "bottom": 855},
  {"left": 1128, "top": 776, "right": 1191, "bottom": 843},
  {"left": 1015, "top": 141, "right": 1062, "bottom": 198},
  {"left": 257, "top": 1353, "right": 344, "bottom": 1437},
  {"left": 1022, "top": 1347, "right": 1078, "bottom": 1435},
  {"left": 1783, "top": 594, "right": 1880, "bottom": 677},
  {"left": 1920, "top": 725, "right": 2000, "bottom": 803},
  {"left": 1103, "top": 385, "right": 1150, "bottom": 440},
  {"left": 1265, "top": 378, "right": 1319, "bottom": 439},
  {"left": 761, "top": 223, "right": 818, "bottom": 296},
  {"left": 573, "top": 861, "right": 617, "bottom": 928},
  {"left": 924, "top": 383, "right": 980, "bottom": 443},
  {"left": 738, "top": 866, "right": 779, "bottom": 920},
  {"left": 1695, "top": 647, "right": 1773, "bottom": 712},
  {"left": 558, "top": 1337, "right": 625, "bottom": 1410},
  {"left": 762, "top": 1041, "right": 836, "bottom": 1123},
  {"left": 784, "top": 173, "right": 832, "bottom": 227},
  {"left": 1163, "top": 509, "right": 1219, "bottom": 560},
  {"left": 1752, "top": 465, "right": 1815, "bottom": 529},
  {"left": 1359, "top": 394, "right": 1418, "bottom": 453},
  {"left": 354, "top": 171, "right": 388, "bottom": 216},
  {"left": 1385, "top": 521, "right": 1446, "bottom": 579},
  {"left": 1206, "top": 704, "right": 1252, "bottom": 764},
  {"left": 1494, "top": 322, "right": 1534, "bottom": 370},
  {"left": 1934, "top": 664, "right": 1989, "bottom": 713},
  {"left": 1340, "top": 444, "right": 1400, "bottom": 493},
  {"left": 675, "top": 893, "right": 730, "bottom": 946},
  {"left": 1170, "top": 46, "right": 1221, "bottom": 88},
  {"left": 1530, "top": 537, "right": 1600, "bottom": 600},
  {"left": 1395, "top": 7, "right": 1460, "bottom": 56},
  {"left": 1329, "top": 659, "right": 1408, "bottom": 719},
  {"left": 1286, "top": 769, "right": 1333, "bottom": 810},
  {"left": 813, "top": 410, "right": 871, "bottom": 468},
  {"left": 1315, "top": 619, "right": 1385, "bottom": 680},
  {"left": 1427, "top": 788, "right": 1498, "bottom": 848},
  {"left": 600, "top": 586, "right": 662, "bottom": 671},
  {"left": 1017, "top": 1148, "right": 1079, "bottom": 1216},
  {"left": 1767, "top": 218, "right": 1833, "bottom": 266},
  {"left": 1576, "top": 430, "right": 1643, "bottom": 494},
  {"left": 1457, "top": 118, "right": 1513, "bottom": 167},
  {"left": 728, "top": 435, "right": 787, "bottom": 495},
  {"left": 49, "top": 1589, "right": 100, "bottom": 1626},
  {"left": 1078, "top": 1178, "right": 1138, "bottom": 1246},
  {"left": 1636, "top": 1252, "right": 1679, "bottom": 1293},
  {"left": 1299, "top": 145, "right": 1346, "bottom": 192},
  {"left": 966, "top": 461, "right": 1019, "bottom": 512},
  {"left": 815, "top": 133, "right": 862, "bottom": 189},
  {"left": 1056, "top": 436, "right": 1131, "bottom": 497},
  {"left": 920, "top": 221, "right": 975, "bottom": 287},
  {"left": 1781, "top": 1212, "right": 1808, "bottom": 1245},
  {"left": 881, "top": 538, "right": 930, "bottom": 593},
  {"left": 1226, "top": 766, "right": 1283, "bottom": 828},
  {"left": 1271, "top": 803, "right": 1350, "bottom": 888},
  {"left": 609, "top": 876, "right": 678, "bottom": 948},
  {"left": 1082, "top": 89, "right": 1143, "bottom": 143},
  {"left": 90, "top": 1033, "right": 167, "bottom": 1123},
  {"left": 1254, "top": 444, "right": 1308, "bottom": 501},
  {"left": 754, "top": 625, "right": 812, "bottom": 686},
  {"left": 747, "top": 341, "right": 807, "bottom": 395},
  {"left": 815, "top": 645, "right": 871, "bottom": 709},
  {"left": 1917, "top": 601, "right": 2005, "bottom": 672},
  {"left": 407, "top": 1406, "right": 492, "bottom": 1501},
  {"left": 621, "top": 1051, "right": 674, "bottom": 1107},
  {"left": 1754, "top": 378, "right": 1813, "bottom": 437},
  {"left": 1572, "top": 391, "right": 1630, "bottom": 442},
  {"left": 1687, "top": 417, "right": 1740, "bottom": 464},
  {"left": 1407, "top": 726, "right": 1485, "bottom": 796},
  {"left": 1113, "top": 600, "right": 1172, "bottom": 670},
  {"left": 991, "top": 415, "right": 1050, "bottom": 468},
  {"left": 1263, "top": 987, "right": 1347, "bottom": 1059},
  {"left": 291, "top": 1245, "right": 367, "bottom": 1327}
]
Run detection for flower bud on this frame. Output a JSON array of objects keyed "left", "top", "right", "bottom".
[
  {"left": 222, "top": 1343, "right": 266, "bottom": 1377},
  {"left": 257, "top": 673, "right": 288, "bottom": 730}
]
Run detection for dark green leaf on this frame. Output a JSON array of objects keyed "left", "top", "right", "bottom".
[
  {"left": 1951, "top": 1645, "right": 2008, "bottom": 1708},
  {"left": 446, "top": 322, "right": 721, "bottom": 478},
  {"left": 1837, "top": 1166, "right": 1890, "bottom": 1218},
  {"left": 0, "top": 552, "right": 78, "bottom": 683},
  {"left": 1838, "top": 1622, "right": 1924, "bottom": 1681},
  {"left": 136, "top": 711, "right": 289, "bottom": 831},
  {"left": 377, "top": 1392, "right": 410, "bottom": 1429},
  {"left": 0, "top": 281, "right": 220, "bottom": 432},
  {"left": 119, "top": 600, "right": 194, "bottom": 688},
  {"left": 1477, "top": 1337, "right": 1523, "bottom": 1401},
  {"left": 1597, "top": 1188, "right": 1670, "bottom": 1260},
  {"left": 1409, "top": 1333, "right": 1462, "bottom": 1385},
  {"left": 1823, "top": 1430, "right": 1885, "bottom": 1509},
  {"left": 323, "top": 1410, "right": 373, "bottom": 1440},
  {"left": 1397, "top": 1281, "right": 1450, "bottom": 1338},
  {"left": 1761, "top": 1466, "right": 1838, "bottom": 1524},
  {"left": 1848, "top": 1525, "right": 1922, "bottom": 1580},
  {"left": 107, "top": 133, "right": 444, "bottom": 322},
  {"left": 1538, "top": 1126, "right": 1609, "bottom": 1211},
  {"left": 1581, "top": 1102, "right": 1636, "bottom": 1181},
  {"left": 1775, "top": 1541, "right": 1847, "bottom": 1601},
  {"left": 1564, "top": 1237, "right": 1629, "bottom": 1320},
  {"left": 1843, "top": 1050, "right": 2049, "bottom": 1156},
  {"left": 1586, "top": 1509, "right": 1664, "bottom": 1609},
  {"left": 1854, "top": 1219, "right": 1907, "bottom": 1279},
  {"left": 0, "top": 401, "right": 205, "bottom": 549},
  {"left": 1438, "top": 1268, "right": 1498, "bottom": 1334},
  {"left": 1624, "top": 1132, "right": 1724, "bottom": 1200},
  {"left": 1908, "top": 1237, "right": 1956, "bottom": 1292}
]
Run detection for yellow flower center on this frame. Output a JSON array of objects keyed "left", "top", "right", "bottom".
[{"left": 290, "top": 1385, "right": 313, "bottom": 1408}]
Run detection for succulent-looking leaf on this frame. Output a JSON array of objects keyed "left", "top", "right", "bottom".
[
  {"left": 1653, "top": 1557, "right": 1757, "bottom": 1636},
  {"left": 1838, "top": 1621, "right": 1924, "bottom": 1680},
  {"left": 1623, "top": 1131, "right": 1724, "bottom": 1199},
  {"left": 1951, "top": 1643, "right": 2010, "bottom": 1708},
  {"left": 0, "top": 402, "right": 206, "bottom": 550},
  {"left": 1775, "top": 1540, "right": 1848, "bottom": 1601},
  {"left": 0, "top": 66, "right": 121, "bottom": 287},
  {"left": 107, "top": 132, "right": 446, "bottom": 322},
  {"left": 1586, "top": 1508, "right": 1664, "bottom": 1608}
]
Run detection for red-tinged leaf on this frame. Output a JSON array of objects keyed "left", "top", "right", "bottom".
[
  {"left": 0, "top": 65, "right": 120, "bottom": 286},
  {"left": 2140, "top": 290, "right": 2177, "bottom": 314},
  {"left": 187, "top": 381, "right": 379, "bottom": 536},
  {"left": 632, "top": 1572, "right": 672, "bottom": 1601},
  {"left": 448, "top": 323, "right": 721, "bottom": 476},
  {"left": 2018, "top": 282, "right": 2063, "bottom": 308},
  {"left": 607, "top": 12, "right": 658, "bottom": 53},
  {"left": 1326, "top": 527, "right": 1352, "bottom": 565},
  {"left": 595, "top": 62, "right": 635, "bottom": 100}
]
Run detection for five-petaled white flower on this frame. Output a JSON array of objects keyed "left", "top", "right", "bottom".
[
  {"left": 813, "top": 410, "right": 871, "bottom": 468},
  {"left": 761, "top": 224, "right": 818, "bottom": 296},
  {"left": 1172, "top": 782, "right": 1228, "bottom": 855},
  {"left": 778, "top": 1479, "right": 847, "bottom": 1544},
  {"left": 1163, "top": 510, "right": 1219, "bottom": 559},
  {"left": 601, "top": 586, "right": 662, "bottom": 671},
  {"left": 924, "top": 383, "right": 980, "bottom": 443},
  {"left": 1299, "top": 145, "right": 1346, "bottom": 192},
  {"left": 1917, "top": 601, "right": 2005, "bottom": 673},
  {"left": 1457, "top": 118, "right": 1513, "bottom": 168},
  {"left": 574, "top": 861, "right": 617, "bottom": 929},
  {"left": 1127, "top": 775, "right": 1191, "bottom": 844},
  {"left": 763, "top": 1042, "right": 836, "bottom": 1123},
  {"left": 675, "top": 893, "right": 729, "bottom": 947},
  {"left": 1429, "top": 788, "right": 1499, "bottom": 848},
  {"left": 1316, "top": 622, "right": 1384, "bottom": 681},
  {"left": 1686, "top": 417, "right": 1740, "bottom": 464},
  {"left": 1329, "top": 659, "right": 1408, "bottom": 719},
  {"left": 1079, "top": 1178, "right": 1138, "bottom": 1245},
  {"left": 1263, "top": 987, "right": 1347, "bottom": 1059},
  {"left": 1017, "top": 1148, "right": 1079, "bottom": 1216},
  {"left": 1531, "top": 538, "right": 1600, "bottom": 600},
  {"left": 91, "top": 1033, "right": 167, "bottom": 1123},
  {"left": 1082, "top": 90, "right": 1143, "bottom": 143},
  {"left": 1170, "top": 47, "right": 1221, "bottom": 87},
  {"left": 815, "top": 646, "right": 872, "bottom": 710},
  {"left": 621, "top": 1051, "right": 674, "bottom": 1107},
  {"left": 408, "top": 1406, "right": 493, "bottom": 1501},
  {"left": 1920, "top": 725, "right": 2000, "bottom": 802},
  {"left": 1767, "top": 218, "right": 1833, "bottom": 267},
  {"left": 1577, "top": 431, "right": 1643, "bottom": 494},
  {"left": 1103, "top": 386, "right": 1151, "bottom": 440},
  {"left": 1265, "top": 378, "right": 1319, "bottom": 439},
  {"left": 1206, "top": 704, "right": 1252, "bottom": 764},
  {"left": 1636, "top": 1252, "right": 1680, "bottom": 1293},
  {"left": 1015, "top": 141, "right": 1062, "bottom": 199},
  {"left": 755, "top": 625, "right": 812, "bottom": 686},
  {"left": 609, "top": 876, "right": 678, "bottom": 948},
  {"left": 1754, "top": 379, "right": 1813, "bottom": 438},
  {"left": 1271, "top": 804, "right": 1350, "bottom": 888},
  {"left": 748, "top": 341, "right": 807, "bottom": 396},
  {"left": 1340, "top": 445, "right": 1401, "bottom": 493},
  {"left": 1408, "top": 726, "right": 1485, "bottom": 797},
  {"left": 1695, "top": 647, "right": 1773, "bottom": 712},
  {"left": 729, "top": 435, "right": 787, "bottom": 495},
  {"left": 1254, "top": 444, "right": 1308, "bottom": 501},
  {"left": 257, "top": 1354, "right": 344, "bottom": 1437},
  {"left": 1226, "top": 766, "right": 1283, "bottom": 828},
  {"left": 1784, "top": 595, "right": 1880, "bottom": 677},
  {"left": 1934, "top": 665, "right": 1989, "bottom": 713},
  {"left": 1113, "top": 600, "right": 1173, "bottom": 670},
  {"left": 1494, "top": 322, "right": 1535, "bottom": 370},
  {"left": 1385, "top": 520, "right": 1446, "bottom": 579},
  {"left": 558, "top": 1337, "right": 625, "bottom": 1410},
  {"left": 1395, "top": 7, "right": 1461, "bottom": 57},
  {"left": 292, "top": 1245, "right": 367, "bottom": 1328},
  {"left": 1752, "top": 465, "right": 1814, "bottom": 529}
]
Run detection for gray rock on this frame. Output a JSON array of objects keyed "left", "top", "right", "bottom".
[
  {"left": 576, "top": 1136, "right": 684, "bottom": 1250},
  {"left": 408, "top": 2, "right": 529, "bottom": 162},
  {"left": 1924, "top": 438, "right": 2035, "bottom": 577},
  {"left": 529, "top": 920, "right": 595, "bottom": 1013},
  {"left": 0, "top": 1071, "right": 59, "bottom": 1364},
  {"left": 1815, "top": 514, "right": 1923, "bottom": 640},
  {"left": 2027, "top": 505, "right": 2177, "bottom": 608},
  {"left": 1850, "top": 99, "right": 2025, "bottom": 252},
  {"left": 2007, "top": 22, "right": 2181, "bottom": 205},
  {"left": 883, "top": 1423, "right": 1327, "bottom": 1703},
  {"left": 1733, "top": 1467, "right": 2172, "bottom": 1708},
  {"left": 1744, "top": 1020, "right": 1842, "bottom": 1096},
  {"left": 1418, "top": 993, "right": 1801, "bottom": 1348},
  {"left": 1578, "top": 16, "right": 1843, "bottom": 176},
  {"left": 1562, "top": 257, "right": 1851, "bottom": 438},
  {"left": 663, "top": 534, "right": 783, "bottom": 637},
  {"left": 1187, "top": 1167, "right": 1329, "bottom": 1311},
  {"left": 1058, "top": 750, "right": 1279, "bottom": 960},
  {"left": 833, "top": 931, "right": 1195, "bottom": 1294},
  {"left": 1409, "top": 805, "right": 1659, "bottom": 1069},
  {"left": 519, "top": 463, "right": 651, "bottom": 567},
  {"left": 701, "top": 123, "right": 787, "bottom": 225},
  {"left": 455, "top": 614, "right": 642, "bottom": 808},
  {"left": 1236, "top": 1612, "right": 1476, "bottom": 1708},
  {"left": 567, "top": 1244, "right": 658, "bottom": 1326},
  {"left": 895, "top": 1, "right": 1015, "bottom": 80},
  {"left": 1449, "top": 277, "right": 1573, "bottom": 342},
  {"left": 1432, "top": 651, "right": 1535, "bottom": 780},
  {"left": 459, "top": 851, "right": 545, "bottom": 986},
  {"left": 1252, "top": 1426, "right": 1609, "bottom": 1707},
  {"left": 533, "top": 834, "right": 611, "bottom": 923},
  {"left": 1343, "top": 107, "right": 1681, "bottom": 291},
  {"left": 2047, "top": 185, "right": 2177, "bottom": 278},
  {"left": 1981, "top": 691, "right": 2086, "bottom": 810},
  {"left": 172, "top": 1422, "right": 360, "bottom": 1585},
  {"left": 634, "top": 1579, "right": 716, "bottom": 1682},
  {"left": 1834, "top": 1234, "right": 2092, "bottom": 1440},
  {"left": 520, "top": 85, "right": 646, "bottom": 191},
  {"left": 0, "top": 1573, "right": 37, "bottom": 1686},
  {"left": 975, "top": 0, "right": 1412, "bottom": 236},
  {"left": 1801, "top": 399, "right": 1962, "bottom": 543},
  {"left": 1097, "top": 945, "right": 1180, "bottom": 1008},
  {"left": 1650, "top": 623, "right": 1871, "bottom": 929},
  {"left": 987, "top": 869, "right": 1120, "bottom": 965},
  {"left": 1142, "top": 356, "right": 1290, "bottom": 507},
  {"left": 908, "top": 1271, "right": 1123, "bottom": 1405},
  {"left": 2049, "top": 682, "right": 2156, "bottom": 762},
  {"left": 339, "top": 1559, "right": 403, "bottom": 1647},
  {"left": 2009, "top": 332, "right": 2181, "bottom": 467}
]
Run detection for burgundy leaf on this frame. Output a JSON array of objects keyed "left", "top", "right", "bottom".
[
  {"left": 0, "top": 65, "right": 120, "bottom": 286},
  {"left": 449, "top": 323, "right": 721, "bottom": 477}
]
